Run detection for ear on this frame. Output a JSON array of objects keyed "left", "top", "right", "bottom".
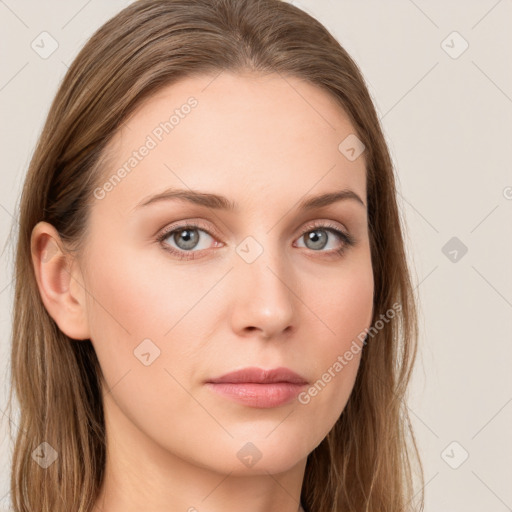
[{"left": 30, "top": 221, "right": 90, "bottom": 341}]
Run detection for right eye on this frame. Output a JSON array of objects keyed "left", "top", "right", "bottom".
[{"left": 156, "top": 222, "right": 223, "bottom": 260}]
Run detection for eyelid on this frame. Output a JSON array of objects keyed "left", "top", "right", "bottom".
[
  {"left": 299, "top": 219, "right": 349, "bottom": 236},
  {"left": 156, "top": 219, "right": 220, "bottom": 242}
]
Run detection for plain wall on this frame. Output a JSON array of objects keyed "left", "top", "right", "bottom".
[{"left": 1, "top": 1, "right": 511, "bottom": 510}]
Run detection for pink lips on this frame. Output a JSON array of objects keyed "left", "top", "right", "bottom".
[{"left": 205, "top": 366, "right": 308, "bottom": 408}]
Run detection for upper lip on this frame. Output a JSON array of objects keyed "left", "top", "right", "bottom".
[{"left": 207, "top": 366, "right": 308, "bottom": 385}]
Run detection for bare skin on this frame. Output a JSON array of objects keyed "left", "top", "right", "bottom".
[{"left": 31, "top": 71, "right": 374, "bottom": 512}]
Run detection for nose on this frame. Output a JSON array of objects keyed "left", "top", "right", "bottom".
[{"left": 229, "top": 249, "right": 296, "bottom": 340}]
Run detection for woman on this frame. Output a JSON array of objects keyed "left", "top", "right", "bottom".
[{"left": 7, "top": 1, "right": 423, "bottom": 511}]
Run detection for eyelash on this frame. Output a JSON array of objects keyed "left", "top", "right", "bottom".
[{"left": 156, "top": 220, "right": 356, "bottom": 261}]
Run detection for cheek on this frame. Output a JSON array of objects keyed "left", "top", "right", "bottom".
[
  {"left": 83, "top": 241, "right": 209, "bottom": 387},
  {"left": 330, "top": 269, "right": 374, "bottom": 342},
  {"left": 84, "top": 239, "right": 212, "bottom": 340},
  {"left": 297, "top": 256, "right": 373, "bottom": 440},
  {"left": 82, "top": 244, "right": 214, "bottom": 440},
  {"left": 309, "top": 253, "right": 374, "bottom": 358}
]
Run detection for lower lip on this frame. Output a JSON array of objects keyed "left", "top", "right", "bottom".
[{"left": 205, "top": 382, "right": 307, "bottom": 408}]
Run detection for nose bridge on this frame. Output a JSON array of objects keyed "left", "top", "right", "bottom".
[{"left": 230, "top": 232, "right": 296, "bottom": 338}]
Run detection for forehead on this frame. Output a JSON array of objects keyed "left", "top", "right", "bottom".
[{"left": 94, "top": 71, "right": 367, "bottom": 215}]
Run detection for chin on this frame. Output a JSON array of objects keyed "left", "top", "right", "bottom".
[{"left": 219, "top": 433, "right": 313, "bottom": 475}]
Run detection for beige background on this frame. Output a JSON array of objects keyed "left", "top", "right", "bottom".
[{"left": 1, "top": 1, "right": 511, "bottom": 510}]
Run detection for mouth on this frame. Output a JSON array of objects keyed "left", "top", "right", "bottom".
[{"left": 205, "top": 366, "right": 309, "bottom": 408}]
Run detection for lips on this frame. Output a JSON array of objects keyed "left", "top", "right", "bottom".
[
  {"left": 206, "top": 366, "right": 309, "bottom": 385},
  {"left": 205, "top": 366, "right": 309, "bottom": 408}
]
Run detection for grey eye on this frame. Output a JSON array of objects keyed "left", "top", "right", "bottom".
[
  {"left": 172, "top": 228, "right": 201, "bottom": 250},
  {"left": 303, "top": 229, "right": 329, "bottom": 250}
]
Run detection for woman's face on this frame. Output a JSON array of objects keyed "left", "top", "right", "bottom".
[{"left": 77, "top": 71, "right": 373, "bottom": 475}]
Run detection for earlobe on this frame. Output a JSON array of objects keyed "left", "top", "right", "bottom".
[{"left": 31, "top": 221, "right": 90, "bottom": 341}]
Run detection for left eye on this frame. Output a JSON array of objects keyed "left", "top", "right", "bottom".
[{"left": 295, "top": 227, "right": 347, "bottom": 251}]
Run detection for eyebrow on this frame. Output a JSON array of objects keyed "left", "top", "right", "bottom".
[{"left": 133, "top": 187, "right": 366, "bottom": 212}]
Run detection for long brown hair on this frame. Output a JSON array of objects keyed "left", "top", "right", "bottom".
[{"left": 7, "top": 1, "right": 423, "bottom": 510}]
